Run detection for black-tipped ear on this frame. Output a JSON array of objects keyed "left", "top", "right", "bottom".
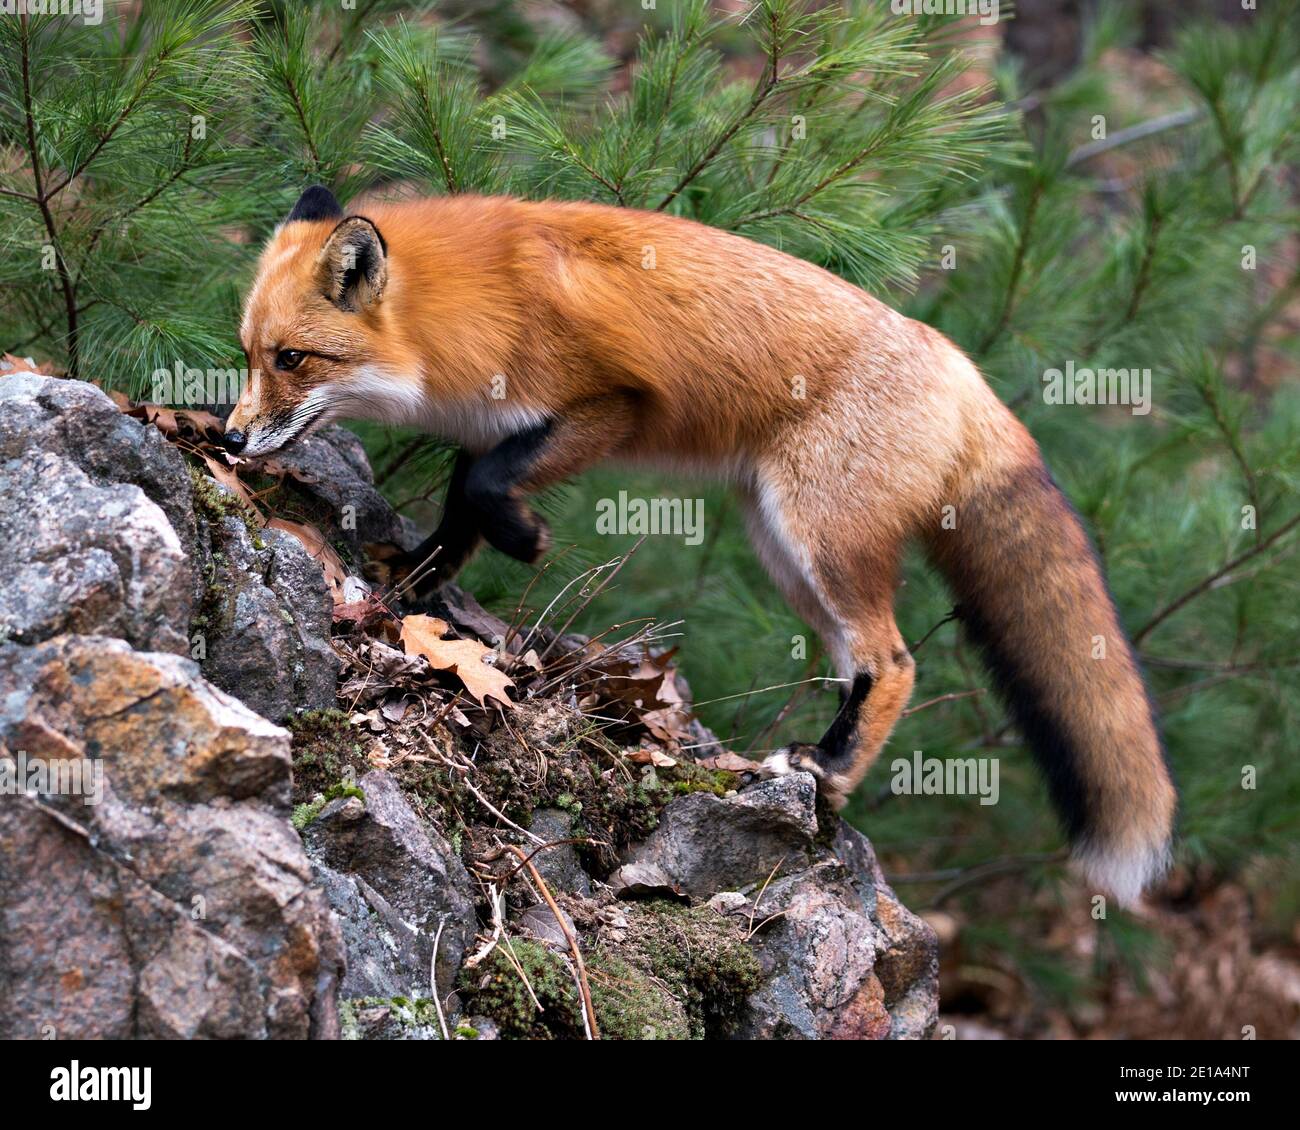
[
  {"left": 287, "top": 185, "right": 343, "bottom": 224},
  {"left": 317, "top": 216, "right": 388, "bottom": 312}
]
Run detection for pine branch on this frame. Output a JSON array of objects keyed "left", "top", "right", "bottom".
[
  {"left": 76, "top": 125, "right": 197, "bottom": 283},
  {"left": 1133, "top": 513, "right": 1300, "bottom": 645},
  {"left": 976, "top": 178, "right": 1043, "bottom": 358},
  {"left": 18, "top": 14, "right": 79, "bottom": 375},
  {"left": 656, "top": 6, "right": 785, "bottom": 211}
]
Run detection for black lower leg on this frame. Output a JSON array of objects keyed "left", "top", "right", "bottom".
[
  {"left": 812, "top": 671, "right": 873, "bottom": 775},
  {"left": 465, "top": 421, "right": 554, "bottom": 562},
  {"left": 396, "top": 450, "right": 482, "bottom": 594}
]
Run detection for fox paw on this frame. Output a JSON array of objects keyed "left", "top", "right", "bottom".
[{"left": 761, "top": 743, "right": 850, "bottom": 809}]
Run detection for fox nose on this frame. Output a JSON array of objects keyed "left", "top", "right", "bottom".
[{"left": 223, "top": 429, "right": 247, "bottom": 454}]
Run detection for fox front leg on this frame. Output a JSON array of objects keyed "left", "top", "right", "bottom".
[
  {"left": 382, "top": 448, "right": 485, "bottom": 595},
  {"left": 465, "top": 392, "right": 639, "bottom": 563},
  {"left": 391, "top": 394, "right": 638, "bottom": 597}
]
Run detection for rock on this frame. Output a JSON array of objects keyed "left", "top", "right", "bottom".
[
  {"left": 0, "top": 374, "right": 199, "bottom": 584},
  {"left": 528, "top": 808, "right": 592, "bottom": 897},
  {"left": 733, "top": 824, "right": 939, "bottom": 1040},
  {"left": 0, "top": 635, "right": 343, "bottom": 1039},
  {"left": 196, "top": 509, "right": 336, "bottom": 721},
  {"left": 735, "top": 862, "right": 891, "bottom": 1039},
  {"left": 303, "top": 770, "right": 476, "bottom": 1011},
  {"left": 610, "top": 773, "right": 819, "bottom": 901},
  {"left": 608, "top": 860, "right": 686, "bottom": 900},
  {"left": 256, "top": 425, "right": 408, "bottom": 562},
  {"left": 0, "top": 374, "right": 943, "bottom": 1042},
  {"left": 464, "top": 1016, "right": 501, "bottom": 1040},
  {"left": 837, "top": 822, "right": 941, "bottom": 1041},
  {"left": 0, "top": 452, "right": 191, "bottom": 654},
  {"left": 708, "top": 892, "right": 750, "bottom": 915}
]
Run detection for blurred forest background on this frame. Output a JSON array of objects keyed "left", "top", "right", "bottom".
[{"left": 1, "top": 0, "right": 1297, "bottom": 1038}]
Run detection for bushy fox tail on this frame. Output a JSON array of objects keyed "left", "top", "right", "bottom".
[{"left": 923, "top": 418, "right": 1176, "bottom": 906}]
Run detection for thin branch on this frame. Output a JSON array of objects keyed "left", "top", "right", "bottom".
[
  {"left": 926, "top": 850, "right": 1068, "bottom": 906},
  {"left": 506, "top": 844, "right": 600, "bottom": 1040},
  {"left": 656, "top": 15, "right": 784, "bottom": 211},
  {"left": 45, "top": 44, "right": 176, "bottom": 199},
  {"left": 1196, "top": 377, "right": 1262, "bottom": 545},
  {"left": 19, "top": 14, "right": 79, "bottom": 376},
  {"left": 76, "top": 126, "right": 196, "bottom": 283},
  {"left": 901, "top": 688, "right": 986, "bottom": 718},
  {"left": 1065, "top": 107, "right": 1202, "bottom": 168},
  {"left": 283, "top": 67, "right": 323, "bottom": 174},
  {"left": 429, "top": 917, "right": 451, "bottom": 1041},
  {"left": 910, "top": 607, "right": 959, "bottom": 654},
  {"left": 1142, "top": 653, "right": 1300, "bottom": 673},
  {"left": 976, "top": 178, "right": 1043, "bottom": 357}
]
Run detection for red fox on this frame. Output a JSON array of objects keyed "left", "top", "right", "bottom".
[{"left": 228, "top": 186, "right": 1176, "bottom": 905}]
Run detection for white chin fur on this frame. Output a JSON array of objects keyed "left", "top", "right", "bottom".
[{"left": 1072, "top": 838, "right": 1171, "bottom": 908}]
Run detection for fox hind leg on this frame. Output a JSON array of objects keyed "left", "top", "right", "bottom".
[{"left": 744, "top": 473, "right": 915, "bottom": 807}]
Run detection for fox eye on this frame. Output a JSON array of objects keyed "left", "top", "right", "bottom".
[{"left": 275, "top": 349, "right": 305, "bottom": 371}]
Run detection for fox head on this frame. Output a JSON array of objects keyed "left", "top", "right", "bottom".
[{"left": 226, "top": 186, "right": 425, "bottom": 457}]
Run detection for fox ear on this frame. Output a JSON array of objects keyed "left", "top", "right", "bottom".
[
  {"left": 287, "top": 185, "right": 343, "bottom": 224},
  {"left": 317, "top": 216, "right": 388, "bottom": 312}
]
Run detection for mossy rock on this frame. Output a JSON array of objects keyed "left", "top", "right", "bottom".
[
  {"left": 292, "top": 780, "right": 365, "bottom": 830},
  {"left": 288, "top": 709, "right": 370, "bottom": 806},
  {"left": 599, "top": 901, "right": 761, "bottom": 1038},
  {"left": 461, "top": 903, "right": 760, "bottom": 1040},
  {"left": 587, "top": 951, "right": 690, "bottom": 1040},
  {"left": 187, "top": 464, "right": 264, "bottom": 547},
  {"left": 459, "top": 940, "right": 584, "bottom": 1040}
]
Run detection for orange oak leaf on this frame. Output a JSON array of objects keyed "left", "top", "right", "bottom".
[{"left": 400, "top": 613, "right": 514, "bottom": 709}]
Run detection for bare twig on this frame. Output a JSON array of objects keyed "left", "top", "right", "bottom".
[
  {"left": 462, "top": 883, "right": 505, "bottom": 971},
  {"left": 901, "top": 688, "right": 986, "bottom": 718},
  {"left": 430, "top": 917, "right": 451, "bottom": 1040},
  {"left": 506, "top": 845, "right": 600, "bottom": 1040},
  {"left": 535, "top": 536, "right": 646, "bottom": 665},
  {"left": 746, "top": 856, "right": 786, "bottom": 940},
  {"left": 910, "top": 607, "right": 960, "bottom": 654},
  {"left": 1066, "top": 107, "right": 1202, "bottom": 168},
  {"left": 424, "top": 736, "right": 546, "bottom": 844}
]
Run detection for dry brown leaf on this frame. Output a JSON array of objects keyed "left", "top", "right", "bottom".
[
  {"left": 697, "top": 751, "right": 764, "bottom": 773},
  {"left": 400, "top": 613, "right": 514, "bottom": 709},
  {"left": 199, "top": 452, "right": 263, "bottom": 515},
  {"left": 640, "top": 706, "right": 694, "bottom": 746},
  {"left": 628, "top": 747, "right": 677, "bottom": 768},
  {"left": 1, "top": 353, "right": 57, "bottom": 376},
  {"left": 259, "top": 456, "right": 322, "bottom": 485}
]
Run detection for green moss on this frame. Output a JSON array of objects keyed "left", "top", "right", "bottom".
[
  {"left": 339, "top": 998, "right": 360, "bottom": 1041},
  {"left": 291, "top": 781, "right": 365, "bottom": 830},
  {"left": 600, "top": 901, "right": 762, "bottom": 1039},
  {"left": 587, "top": 952, "right": 691, "bottom": 1040},
  {"left": 459, "top": 941, "right": 584, "bottom": 1040},
  {"left": 188, "top": 464, "right": 265, "bottom": 548},
  {"left": 343, "top": 996, "right": 443, "bottom": 1038},
  {"left": 288, "top": 709, "right": 369, "bottom": 806},
  {"left": 461, "top": 905, "right": 760, "bottom": 1041},
  {"left": 660, "top": 761, "right": 740, "bottom": 797}
]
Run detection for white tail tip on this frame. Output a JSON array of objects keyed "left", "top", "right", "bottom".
[{"left": 1072, "top": 838, "right": 1172, "bottom": 908}]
